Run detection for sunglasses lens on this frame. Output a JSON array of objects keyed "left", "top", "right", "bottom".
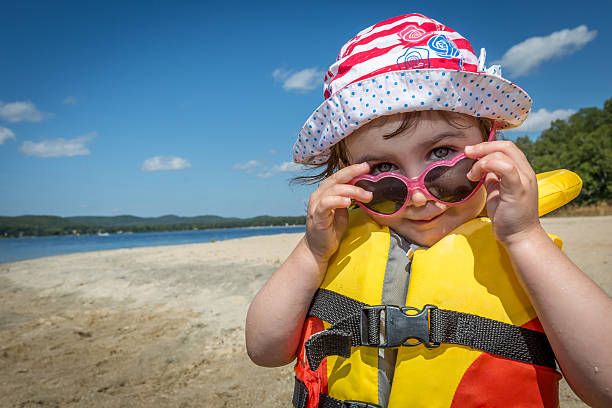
[
  {"left": 355, "top": 177, "right": 408, "bottom": 215},
  {"left": 424, "top": 158, "right": 480, "bottom": 203}
]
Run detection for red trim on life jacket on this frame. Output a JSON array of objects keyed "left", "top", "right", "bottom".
[{"left": 295, "top": 317, "right": 328, "bottom": 408}]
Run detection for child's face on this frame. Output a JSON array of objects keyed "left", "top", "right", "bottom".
[{"left": 345, "top": 112, "right": 487, "bottom": 247}]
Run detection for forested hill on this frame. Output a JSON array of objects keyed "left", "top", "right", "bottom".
[
  {"left": 515, "top": 96, "right": 611, "bottom": 205},
  {"left": 0, "top": 214, "right": 306, "bottom": 238}
]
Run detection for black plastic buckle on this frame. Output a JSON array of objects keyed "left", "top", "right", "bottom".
[
  {"left": 341, "top": 400, "right": 381, "bottom": 408},
  {"left": 360, "top": 305, "right": 439, "bottom": 348}
]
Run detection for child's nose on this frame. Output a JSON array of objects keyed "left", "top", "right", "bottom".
[{"left": 409, "top": 188, "right": 429, "bottom": 207}]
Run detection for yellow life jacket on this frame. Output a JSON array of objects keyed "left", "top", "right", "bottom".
[{"left": 294, "top": 169, "right": 581, "bottom": 408}]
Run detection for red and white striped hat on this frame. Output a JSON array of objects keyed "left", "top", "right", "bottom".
[{"left": 293, "top": 13, "right": 532, "bottom": 164}]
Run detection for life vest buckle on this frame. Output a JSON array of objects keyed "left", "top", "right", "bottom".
[
  {"left": 360, "top": 304, "right": 440, "bottom": 348},
  {"left": 341, "top": 400, "right": 382, "bottom": 408}
]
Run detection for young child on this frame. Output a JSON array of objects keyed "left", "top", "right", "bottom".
[{"left": 246, "top": 14, "right": 612, "bottom": 407}]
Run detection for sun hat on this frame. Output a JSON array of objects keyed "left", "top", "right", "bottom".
[{"left": 293, "top": 13, "right": 532, "bottom": 164}]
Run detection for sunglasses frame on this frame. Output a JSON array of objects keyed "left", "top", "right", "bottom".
[{"left": 349, "top": 125, "right": 496, "bottom": 218}]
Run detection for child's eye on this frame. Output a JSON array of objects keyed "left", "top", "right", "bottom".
[
  {"left": 371, "top": 162, "right": 396, "bottom": 174},
  {"left": 429, "top": 147, "right": 453, "bottom": 160}
]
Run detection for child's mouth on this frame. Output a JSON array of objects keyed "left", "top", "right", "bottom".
[{"left": 407, "top": 212, "right": 444, "bottom": 225}]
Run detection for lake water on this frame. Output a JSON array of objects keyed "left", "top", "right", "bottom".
[{"left": 0, "top": 226, "right": 306, "bottom": 263}]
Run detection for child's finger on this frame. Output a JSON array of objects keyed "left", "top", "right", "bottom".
[
  {"left": 320, "top": 162, "right": 370, "bottom": 190},
  {"left": 323, "top": 184, "right": 373, "bottom": 204},
  {"left": 465, "top": 140, "right": 533, "bottom": 177},
  {"left": 311, "top": 195, "right": 352, "bottom": 220},
  {"left": 310, "top": 167, "right": 372, "bottom": 207},
  {"left": 310, "top": 185, "right": 373, "bottom": 219},
  {"left": 483, "top": 173, "right": 501, "bottom": 200},
  {"left": 467, "top": 152, "right": 523, "bottom": 190}
]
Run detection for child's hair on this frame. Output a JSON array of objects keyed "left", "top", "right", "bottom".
[{"left": 293, "top": 111, "right": 494, "bottom": 185}]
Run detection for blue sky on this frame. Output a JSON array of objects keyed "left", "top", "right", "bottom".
[{"left": 1, "top": 0, "right": 610, "bottom": 218}]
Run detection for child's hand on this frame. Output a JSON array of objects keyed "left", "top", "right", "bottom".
[
  {"left": 305, "top": 162, "right": 373, "bottom": 266},
  {"left": 464, "top": 140, "right": 541, "bottom": 246}
]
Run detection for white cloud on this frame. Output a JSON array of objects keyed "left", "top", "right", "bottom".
[
  {"left": 20, "top": 132, "right": 96, "bottom": 157},
  {"left": 62, "top": 96, "right": 78, "bottom": 105},
  {"left": 0, "top": 101, "right": 49, "bottom": 123},
  {"left": 273, "top": 67, "right": 324, "bottom": 93},
  {"left": 258, "top": 161, "right": 302, "bottom": 178},
  {"left": 141, "top": 155, "right": 191, "bottom": 171},
  {"left": 0, "top": 126, "right": 16, "bottom": 144},
  {"left": 499, "top": 25, "right": 597, "bottom": 77},
  {"left": 508, "top": 108, "right": 576, "bottom": 133},
  {"left": 233, "top": 160, "right": 263, "bottom": 173},
  {"left": 234, "top": 159, "right": 303, "bottom": 177}
]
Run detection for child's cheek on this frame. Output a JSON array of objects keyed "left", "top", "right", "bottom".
[
  {"left": 461, "top": 187, "right": 487, "bottom": 219},
  {"left": 440, "top": 188, "right": 487, "bottom": 233}
]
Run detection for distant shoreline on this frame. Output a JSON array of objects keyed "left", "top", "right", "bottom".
[
  {"left": 0, "top": 214, "right": 307, "bottom": 239},
  {"left": 0, "top": 226, "right": 307, "bottom": 263},
  {"left": 0, "top": 223, "right": 306, "bottom": 240}
]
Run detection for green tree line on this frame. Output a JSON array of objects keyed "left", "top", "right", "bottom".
[
  {"left": 0, "top": 215, "right": 306, "bottom": 238},
  {"left": 514, "top": 97, "right": 611, "bottom": 205}
]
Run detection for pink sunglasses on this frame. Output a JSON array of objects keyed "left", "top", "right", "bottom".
[{"left": 350, "top": 125, "right": 496, "bottom": 217}]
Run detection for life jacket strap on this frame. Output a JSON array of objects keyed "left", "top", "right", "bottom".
[
  {"left": 293, "top": 377, "right": 381, "bottom": 408},
  {"left": 305, "top": 289, "right": 557, "bottom": 371},
  {"left": 430, "top": 308, "right": 557, "bottom": 368}
]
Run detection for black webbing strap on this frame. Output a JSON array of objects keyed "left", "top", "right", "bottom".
[
  {"left": 305, "top": 329, "right": 352, "bottom": 367},
  {"left": 304, "top": 289, "right": 556, "bottom": 370},
  {"left": 308, "top": 288, "right": 367, "bottom": 324},
  {"left": 304, "top": 289, "right": 370, "bottom": 370},
  {"left": 308, "top": 289, "right": 381, "bottom": 345},
  {"left": 293, "top": 377, "right": 381, "bottom": 408},
  {"left": 430, "top": 308, "right": 557, "bottom": 368},
  {"left": 293, "top": 377, "right": 309, "bottom": 408}
]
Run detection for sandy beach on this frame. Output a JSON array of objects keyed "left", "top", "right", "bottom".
[{"left": 1, "top": 217, "right": 610, "bottom": 407}]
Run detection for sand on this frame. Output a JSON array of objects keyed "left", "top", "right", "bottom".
[{"left": 0, "top": 216, "right": 610, "bottom": 407}]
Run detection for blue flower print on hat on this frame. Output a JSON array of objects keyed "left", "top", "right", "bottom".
[
  {"left": 397, "top": 47, "right": 430, "bottom": 70},
  {"left": 428, "top": 34, "right": 460, "bottom": 59}
]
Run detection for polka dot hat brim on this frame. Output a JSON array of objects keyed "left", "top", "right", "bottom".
[{"left": 293, "top": 14, "right": 532, "bottom": 164}]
